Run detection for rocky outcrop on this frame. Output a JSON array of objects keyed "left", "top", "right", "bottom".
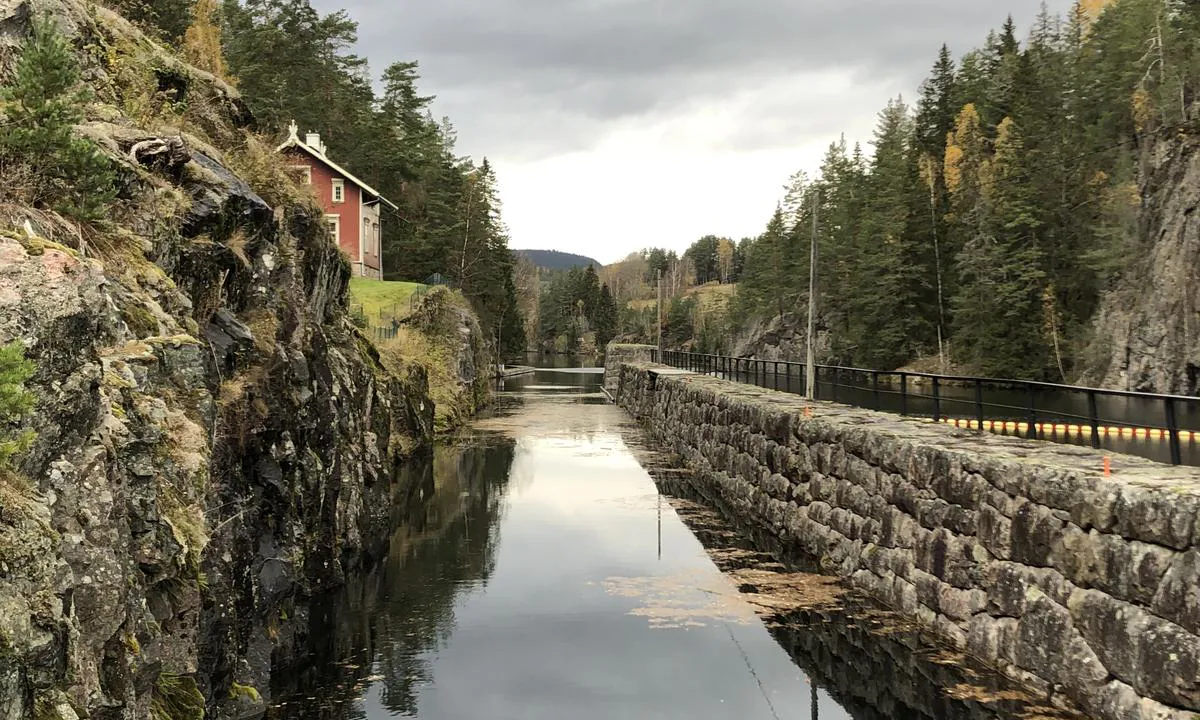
[
  {"left": 1084, "top": 109, "right": 1200, "bottom": 394},
  {"left": 613, "top": 356, "right": 1200, "bottom": 720},
  {"left": 0, "top": 0, "right": 436, "bottom": 718},
  {"left": 730, "top": 310, "right": 835, "bottom": 363},
  {"left": 402, "top": 287, "right": 490, "bottom": 430}
]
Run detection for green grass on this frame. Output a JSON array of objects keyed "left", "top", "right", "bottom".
[{"left": 349, "top": 278, "right": 426, "bottom": 323}]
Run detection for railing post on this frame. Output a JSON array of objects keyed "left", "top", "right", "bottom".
[
  {"left": 1087, "top": 390, "right": 1101, "bottom": 449},
  {"left": 899, "top": 373, "right": 908, "bottom": 416},
  {"left": 774, "top": 361, "right": 780, "bottom": 391},
  {"left": 1026, "top": 383, "right": 1038, "bottom": 440},
  {"left": 932, "top": 376, "right": 941, "bottom": 422},
  {"left": 974, "top": 379, "right": 984, "bottom": 434},
  {"left": 1166, "top": 397, "right": 1183, "bottom": 465},
  {"left": 831, "top": 367, "right": 839, "bottom": 403},
  {"left": 872, "top": 371, "right": 880, "bottom": 410}
]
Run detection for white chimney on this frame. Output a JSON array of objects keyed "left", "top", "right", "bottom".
[{"left": 305, "top": 132, "right": 324, "bottom": 155}]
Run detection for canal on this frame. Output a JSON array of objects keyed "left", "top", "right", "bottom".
[{"left": 264, "top": 366, "right": 1083, "bottom": 719}]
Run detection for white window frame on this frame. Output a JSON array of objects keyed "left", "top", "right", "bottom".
[
  {"left": 331, "top": 178, "right": 345, "bottom": 203},
  {"left": 325, "top": 214, "right": 340, "bottom": 244}
]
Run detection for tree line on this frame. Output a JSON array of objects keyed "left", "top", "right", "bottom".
[
  {"left": 106, "top": 0, "right": 526, "bottom": 356},
  {"left": 535, "top": 265, "right": 618, "bottom": 353},
  {"left": 735, "top": 0, "right": 1200, "bottom": 381}
]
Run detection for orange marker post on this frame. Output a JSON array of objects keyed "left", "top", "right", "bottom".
[{"left": 1103, "top": 456, "right": 1111, "bottom": 477}]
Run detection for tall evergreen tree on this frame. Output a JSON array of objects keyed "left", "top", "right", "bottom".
[
  {"left": 594, "top": 284, "right": 618, "bottom": 349},
  {"left": 952, "top": 118, "right": 1050, "bottom": 377}
]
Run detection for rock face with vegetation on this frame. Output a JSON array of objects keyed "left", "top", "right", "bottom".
[
  {"left": 614, "top": 357, "right": 1200, "bottom": 720},
  {"left": 380, "top": 287, "right": 491, "bottom": 432},
  {"left": 0, "top": 0, "right": 440, "bottom": 717},
  {"left": 1084, "top": 105, "right": 1200, "bottom": 394}
]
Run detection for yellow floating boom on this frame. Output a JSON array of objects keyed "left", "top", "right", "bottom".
[{"left": 935, "top": 417, "right": 1194, "bottom": 442}]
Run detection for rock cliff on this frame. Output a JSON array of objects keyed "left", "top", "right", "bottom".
[
  {"left": 1085, "top": 111, "right": 1200, "bottom": 394},
  {"left": 0, "top": 0, "right": 447, "bottom": 717}
]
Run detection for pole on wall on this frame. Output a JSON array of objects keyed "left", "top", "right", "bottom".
[{"left": 805, "top": 187, "right": 819, "bottom": 400}]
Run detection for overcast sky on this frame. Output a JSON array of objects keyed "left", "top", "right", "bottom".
[{"left": 316, "top": 0, "right": 1073, "bottom": 264}]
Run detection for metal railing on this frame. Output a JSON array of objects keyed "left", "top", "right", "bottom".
[{"left": 651, "top": 349, "right": 1200, "bottom": 467}]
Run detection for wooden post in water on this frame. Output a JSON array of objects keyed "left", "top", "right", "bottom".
[{"left": 805, "top": 188, "right": 819, "bottom": 400}]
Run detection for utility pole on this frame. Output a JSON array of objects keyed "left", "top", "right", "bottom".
[
  {"left": 805, "top": 188, "right": 819, "bottom": 401},
  {"left": 657, "top": 268, "right": 664, "bottom": 355}
]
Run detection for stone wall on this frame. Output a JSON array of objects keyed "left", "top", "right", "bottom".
[
  {"left": 603, "top": 343, "right": 657, "bottom": 396},
  {"left": 612, "top": 357, "right": 1200, "bottom": 720}
]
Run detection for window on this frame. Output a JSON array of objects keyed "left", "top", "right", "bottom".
[
  {"left": 331, "top": 179, "right": 345, "bottom": 203},
  {"left": 364, "top": 218, "right": 371, "bottom": 254},
  {"left": 325, "top": 214, "right": 340, "bottom": 244}
]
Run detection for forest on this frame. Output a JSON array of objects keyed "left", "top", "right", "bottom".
[
  {"left": 718, "top": 0, "right": 1200, "bottom": 382},
  {"left": 99, "top": 0, "right": 528, "bottom": 356}
]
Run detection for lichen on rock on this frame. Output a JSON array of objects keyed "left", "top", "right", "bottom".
[{"left": 0, "top": 0, "right": 440, "bottom": 716}]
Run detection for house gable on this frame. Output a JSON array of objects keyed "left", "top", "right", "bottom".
[{"left": 277, "top": 121, "right": 394, "bottom": 279}]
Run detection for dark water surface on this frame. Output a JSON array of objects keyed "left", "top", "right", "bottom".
[{"left": 265, "top": 367, "right": 1080, "bottom": 719}]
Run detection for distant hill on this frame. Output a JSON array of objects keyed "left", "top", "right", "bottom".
[{"left": 517, "top": 249, "right": 600, "bottom": 271}]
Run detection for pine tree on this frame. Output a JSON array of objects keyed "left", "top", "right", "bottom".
[
  {"left": 0, "top": 13, "right": 116, "bottom": 223},
  {"left": 0, "top": 341, "right": 35, "bottom": 470}
]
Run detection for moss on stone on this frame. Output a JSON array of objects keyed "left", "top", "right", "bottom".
[
  {"left": 229, "top": 682, "right": 261, "bottom": 703},
  {"left": 151, "top": 672, "right": 204, "bottom": 720},
  {"left": 120, "top": 303, "right": 160, "bottom": 337}
]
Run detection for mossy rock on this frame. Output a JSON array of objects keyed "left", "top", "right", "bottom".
[
  {"left": 151, "top": 672, "right": 204, "bottom": 720},
  {"left": 120, "top": 303, "right": 160, "bottom": 337}
]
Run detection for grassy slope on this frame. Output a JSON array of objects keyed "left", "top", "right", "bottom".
[
  {"left": 348, "top": 278, "right": 426, "bottom": 322},
  {"left": 627, "top": 282, "right": 736, "bottom": 311}
]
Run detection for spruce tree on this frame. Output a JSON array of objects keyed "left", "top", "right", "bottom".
[
  {"left": 0, "top": 13, "right": 116, "bottom": 223},
  {"left": 594, "top": 284, "right": 618, "bottom": 349},
  {"left": 952, "top": 118, "right": 1050, "bottom": 378},
  {"left": 0, "top": 341, "right": 35, "bottom": 470},
  {"left": 848, "top": 98, "right": 930, "bottom": 368}
]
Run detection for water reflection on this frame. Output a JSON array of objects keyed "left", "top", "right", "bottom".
[
  {"left": 266, "top": 440, "right": 515, "bottom": 719},
  {"left": 265, "top": 366, "right": 1081, "bottom": 720}
]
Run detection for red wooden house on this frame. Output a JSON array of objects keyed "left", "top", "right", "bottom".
[{"left": 277, "top": 121, "right": 398, "bottom": 279}]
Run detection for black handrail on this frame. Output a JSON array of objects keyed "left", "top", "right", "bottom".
[{"left": 647, "top": 349, "right": 1197, "bottom": 466}]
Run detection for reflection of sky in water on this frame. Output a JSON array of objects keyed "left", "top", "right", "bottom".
[
  {"left": 271, "top": 368, "right": 1062, "bottom": 720},
  {"left": 362, "top": 382, "right": 844, "bottom": 720}
]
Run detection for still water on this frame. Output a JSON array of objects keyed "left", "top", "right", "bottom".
[{"left": 265, "top": 367, "right": 1080, "bottom": 719}]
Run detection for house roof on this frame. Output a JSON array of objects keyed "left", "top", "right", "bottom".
[{"left": 276, "top": 121, "right": 399, "bottom": 211}]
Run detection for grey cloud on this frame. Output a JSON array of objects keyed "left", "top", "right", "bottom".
[{"left": 318, "top": 0, "right": 1074, "bottom": 160}]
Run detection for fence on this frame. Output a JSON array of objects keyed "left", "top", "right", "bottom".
[{"left": 651, "top": 350, "right": 1200, "bottom": 467}]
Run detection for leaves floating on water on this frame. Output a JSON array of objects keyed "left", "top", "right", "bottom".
[{"left": 602, "top": 565, "right": 844, "bottom": 630}]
